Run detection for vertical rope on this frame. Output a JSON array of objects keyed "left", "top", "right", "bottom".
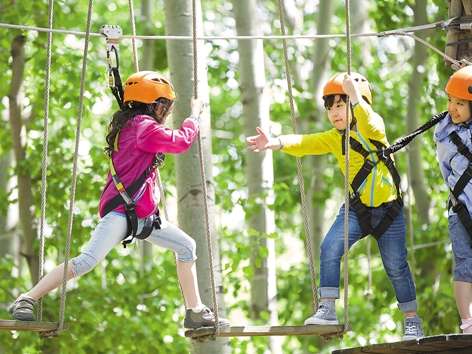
[
  {"left": 191, "top": 0, "right": 219, "bottom": 331},
  {"left": 128, "top": 0, "right": 139, "bottom": 72},
  {"left": 128, "top": 0, "right": 169, "bottom": 221},
  {"left": 58, "top": 0, "right": 93, "bottom": 331},
  {"left": 343, "top": 0, "right": 352, "bottom": 330},
  {"left": 38, "top": 0, "right": 54, "bottom": 322},
  {"left": 406, "top": 159, "right": 416, "bottom": 281},
  {"left": 366, "top": 238, "right": 372, "bottom": 295},
  {"left": 277, "top": 0, "right": 318, "bottom": 311}
]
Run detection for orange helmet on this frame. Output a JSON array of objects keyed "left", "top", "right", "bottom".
[
  {"left": 323, "top": 72, "right": 372, "bottom": 104},
  {"left": 123, "top": 71, "right": 176, "bottom": 104},
  {"left": 445, "top": 65, "right": 472, "bottom": 101}
]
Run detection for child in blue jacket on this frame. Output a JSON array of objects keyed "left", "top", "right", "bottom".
[{"left": 434, "top": 65, "right": 472, "bottom": 333}]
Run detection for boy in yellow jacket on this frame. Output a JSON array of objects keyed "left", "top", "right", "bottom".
[{"left": 247, "top": 73, "right": 423, "bottom": 340}]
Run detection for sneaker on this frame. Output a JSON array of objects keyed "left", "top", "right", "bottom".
[
  {"left": 403, "top": 316, "right": 424, "bottom": 340},
  {"left": 8, "top": 295, "right": 37, "bottom": 321},
  {"left": 460, "top": 318, "right": 472, "bottom": 333},
  {"left": 304, "top": 302, "right": 339, "bottom": 325},
  {"left": 184, "top": 306, "right": 230, "bottom": 329}
]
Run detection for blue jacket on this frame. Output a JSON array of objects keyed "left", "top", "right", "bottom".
[{"left": 434, "top": 113, "right": 472, "bottom": 217}]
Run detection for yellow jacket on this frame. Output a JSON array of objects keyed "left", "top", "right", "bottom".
[{"left": 280, "top": 102, "right": 398, "bottom": 207}]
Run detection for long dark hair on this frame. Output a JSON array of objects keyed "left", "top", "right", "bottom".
[{"left": 105, "top": 102, "right": 160, "bottom": 156}]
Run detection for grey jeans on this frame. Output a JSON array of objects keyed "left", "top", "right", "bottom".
[{"left": 71, "top": 211, "right": 197, "bottom": 277}]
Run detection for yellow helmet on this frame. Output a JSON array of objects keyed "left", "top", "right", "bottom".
[
  {"left": 123, "top": 71, "right": 176, "bottom": 104},
  {"left": 323, "top": 72, "right": 372, "bottom": 104}
]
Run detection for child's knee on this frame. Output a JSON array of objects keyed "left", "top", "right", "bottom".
[
  {"left": 71, "top": 252, "right": 99, "bottom": 277},
  {"left": 321, "top": 239, "right": 343, "bottom": 261},
  {"left": 454, "top": 258, "right": 472, "bottom": 282},
  {"left": 176, "top": 237, "right": 197, "bottom": 262}
]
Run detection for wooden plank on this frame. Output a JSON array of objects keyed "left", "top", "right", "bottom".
[
  {"left": 185, "top": 324, "right": 345, "bottom": 339},
  {"left": 0, "top": 320, "right": 58, "bottom": 332},
  {"left": 333, "top": 334, "right": 472, "bottom": 354}
]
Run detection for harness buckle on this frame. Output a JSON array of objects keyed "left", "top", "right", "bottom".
[{"left": 99, "top": 25, "right": 122, "bottom": 52}]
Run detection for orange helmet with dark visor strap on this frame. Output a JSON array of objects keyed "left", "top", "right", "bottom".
[
  {"left": 323, "top": 72, "right": 372, "bottom": 104},
  {"left": 123, "top": 71, "right": 176, "bottom": 104},
  {"left": 445, "top": 65, "right": 472, "bottom": 101}
]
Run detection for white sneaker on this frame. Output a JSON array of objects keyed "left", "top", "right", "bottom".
[{"left": 304, "top": 302, "right": 339, "bottom": 325}]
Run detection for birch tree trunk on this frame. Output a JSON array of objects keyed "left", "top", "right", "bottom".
[
  {"left": 232, "top": 1, "right": 281, "bottom": 353},
  {"left": 0, "top": 153, "right": 14, "bottom": 257},
  {"left": 164, "top": 1, "right": 229, "bottom": 353},
  {"left": 8, "top": 35, "right": 39, "bottom": 284},
  {"left": 308, "top": 0, "right": 334, "bottom": 265},
  {"left": 406, "top": 0, "right": 430, "bottom": 224}
]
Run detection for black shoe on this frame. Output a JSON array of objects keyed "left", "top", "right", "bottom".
[
  {"left": 184, "top": 306, "right": 230, "bottom": 329},
  {"left": 8, "top": 295, "right": 37, "bottom": 321}
]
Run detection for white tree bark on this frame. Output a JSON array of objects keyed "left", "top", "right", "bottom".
[
  {"left": 164, "top": 1, "right": 229, "bottom": 352},
  {"left": 232, "top": 1, "right": 281, "bottom": 353},
  {"left": 406, "top": 0, "right": 430, "bottom": 224},
  {"left": 8, "top": 35, "right": 39, "bottom": 284},
  {"left": 308, "top": 0, "right": 334, "bottom": 266},
  {"left": 0, "top": 153, "right": 14, "bottom": 257}
]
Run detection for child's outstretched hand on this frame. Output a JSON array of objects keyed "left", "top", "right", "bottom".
[{"left": 246, "top": 127, "right": 271, "bottom": 152}]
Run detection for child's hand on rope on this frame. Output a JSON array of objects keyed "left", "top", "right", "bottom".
[
  {"left": 246, "top": 127, "right": 282, "bottom": 152},
  {"left": 191, "top": 98, "right": 204, "bottom": 122},
  {"left": 342, "top": 74, "right": 361, "bottom": 105}
]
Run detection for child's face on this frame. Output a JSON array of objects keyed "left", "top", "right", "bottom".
[
  {"left": 327, "top": 95, "right": 350, "bottom": 130},
  {"left": 448, "top": 95, "right": 471, "bottom": 124}
]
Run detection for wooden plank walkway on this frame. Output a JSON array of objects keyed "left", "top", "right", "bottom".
[
  {"left": 0, "top": 320, "right": 58, "bottom": 332},
  {"left": 186, "top": 324, "right": 345, "bottom": 339},
  {"left": 332, "top": 334, "right": 472, "bottom": 354}
]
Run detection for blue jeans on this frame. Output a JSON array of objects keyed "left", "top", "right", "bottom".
[
  {"left": 319, "top": 204, "right": 417, "bottom": 313},
  {"left": 449, "top": 213, "right": 472, "bottom": 282}
]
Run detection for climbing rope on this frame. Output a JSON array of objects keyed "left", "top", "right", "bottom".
[
  {"left": 191, "top": 0, "right": 220, "bottom": 332},
  {"left": 406, "top": 161, "right": 417, "bottom": 281},
  {"left": 58, "top": 0, "right": 93, "bottom": 332},
  {"left": 37, "top": 0, "right": 54, "bottom": 322},
  {"left": 127, "top": 0, "right": 139, "bottom": 72},
  {"left": 276, "top": 0, "right": 318, "bottom": 311},
  {"left": 0, "top": 18, "right": 461, "bottom": 40},
  {"left": 125, "top": 0, "right": 169, "bottom": 221},
  {"left": 401, "top": 32, "right": 470, "bottom": 68},
  {"left": 343, "top": 0, "right": 352, "bottom": 331}
]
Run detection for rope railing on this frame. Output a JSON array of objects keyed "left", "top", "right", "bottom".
[
  {"left": 0, "top": 19, "right": 457, "bottom": 40},
  {"left": 58, "top": 0, "right": 94, "bottom": 333},
  {"left": 37, "top": 0, "right": 54, "bottom": 322},
  {"left": 191, "top": 0, "right": 220, "bottom": 334},
  {"left": 343, "top": 0, "right": 352, "bottom": 332},
  {"left": 276, "top": 0, "right": 318, "bottom": 311}
]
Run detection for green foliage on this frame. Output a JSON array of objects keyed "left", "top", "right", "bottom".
[{"left": 0, "top": 0, "right": 464, "bottom": 353}]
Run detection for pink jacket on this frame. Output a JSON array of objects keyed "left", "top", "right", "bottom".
[{"left": 98, "top": 114, "right": 199, "bottom": 218}]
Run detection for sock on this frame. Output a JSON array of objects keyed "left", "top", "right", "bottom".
[
  {"left": 320, "top": 299, "right": 335, "bottom": 306},
  {"left": 190, "top": 305, "right": 205, "bottom": 313}
]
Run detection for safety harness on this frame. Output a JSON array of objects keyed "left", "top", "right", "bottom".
[
  {"left": 342, "top": 135, "right": 403, "bottom": 239},
  {"left": 447, "top": 131, "right": 472, "bottom": 239},
  {"left": 100, "top": 25, "right": 163, "bottom": 247},
  {"left": 341, "top": 110, "right": 449, "bottom": 239}
]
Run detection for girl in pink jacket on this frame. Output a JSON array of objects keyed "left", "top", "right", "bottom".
[{"left": 9, "top": 71, "right": 228, "bottom": 329}]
